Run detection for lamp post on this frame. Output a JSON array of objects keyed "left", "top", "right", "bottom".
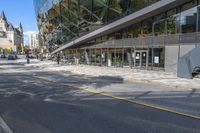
[
  {"left": 152, "top": 18, "right": 169, "bottom": 36},
  {"left": 151, "top": 18, "right": 169, "bottom": 70}
]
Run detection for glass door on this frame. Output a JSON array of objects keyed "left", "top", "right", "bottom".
[{"left": 134, "top": 50, "right": 148, "bottom": 69}]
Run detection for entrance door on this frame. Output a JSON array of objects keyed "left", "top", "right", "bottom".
[{"left": 135, "top": 50, "right": 148, "bottom": 69}]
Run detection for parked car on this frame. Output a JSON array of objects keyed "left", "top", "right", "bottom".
[
  {"left": 5, "top": 54, "right": 9, "bottom": 58},
  {"left": 0, "top": 54, "right": 5, "bottom": 58},
  {"left": 8, "top": 54, "right": 17, "bottom": 60},
  {"left": 1, "top": 54, "right": 10, "bottom": 58},
  {"left": 29, "top": 54, "right": 36, "bottom": 59}
]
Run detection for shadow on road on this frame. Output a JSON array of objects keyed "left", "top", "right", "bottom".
[{"left": 0, "top": 64, "right": 200, "bottom": 133}]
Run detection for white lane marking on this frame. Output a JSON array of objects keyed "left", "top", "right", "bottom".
[{"left": 0, "top": 116, "right": 13, "bottom": 133}]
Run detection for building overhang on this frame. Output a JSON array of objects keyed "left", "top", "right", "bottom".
[{"left": 51, "top": 0, "right": 191, "bottom": 55}]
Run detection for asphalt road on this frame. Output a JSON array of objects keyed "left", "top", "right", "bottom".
[{"left": 0, "top": 61, "right": 200, "bottom": 133}]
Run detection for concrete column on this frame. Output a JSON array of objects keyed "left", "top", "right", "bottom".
[
  {"left": 122, "top": 48, "right": 124, "bottom": 67},
  {"left": 74, "top": 57, "right": 79, "bottom": 65},
  {"left": 127, "top": 49, "right": 132, "bottom": 68},
  {"left": 131, "top": 47, "right": 133, "bottom": 69},
  {"left": 85, "top": 50, "right": 90, "bottom": 65},
  {"left": 134, "top": 47, "right": 136, "bottom": 68},
  {"left": 146, "top": 48, "right": 149, "bottom": 70},
  {"left": 152, "top": 47, "right": 154, "bottom": 70},
  {"left": 94, "top": 48, "right": 97, "bottom": 65},
  {"left": 114, "top": 48, "right": 117, "bottom": 67},
  {"left": 74, "top": 56, "right": 76, "bottom": 64},
  {"left": 107, "top": 52, "right": 112, "bottom": 67},
  {"left": 139, "top": 52, "right": 142, "bottom": 67},
  {"left": 100, "top": 49, "right": 103, "bottom": 66}
]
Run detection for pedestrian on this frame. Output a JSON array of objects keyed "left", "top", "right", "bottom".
[
  {"left": 40, "top": 54, "right": 43, "bottom": 61},
  {"left": 57, "top": 54, "right": 60, "bottom": 64},
  {"left": 26, "top": 54, "right": 30, "bottom": 64}
]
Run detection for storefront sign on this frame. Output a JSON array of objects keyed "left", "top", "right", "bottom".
[
  {"left": 154, "top": 56, "right": 159, "bottom": 64},
  {"left": 136, "top": 54, "right": 140, "bottom": 59}
]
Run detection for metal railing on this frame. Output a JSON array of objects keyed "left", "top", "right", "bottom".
[{"left": 83, "top": 32, "right": 200, "bottom": 49}]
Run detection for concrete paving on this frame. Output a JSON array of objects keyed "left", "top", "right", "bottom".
[{"left": 24, "top": 60, "right": 200, "bottom": 89}]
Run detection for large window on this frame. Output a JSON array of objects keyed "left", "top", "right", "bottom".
[
  {"left": 166, "top": 9, "right": 180, "bottom": 34},
  {"left": 197, "top": 0, "right": 200, "bottom": 31},
  {"left": 180, "top": 0, "right": 197, "bottom": 33},
  {"left": 34, "top": 0, "right": 161, "bottom": 52}
]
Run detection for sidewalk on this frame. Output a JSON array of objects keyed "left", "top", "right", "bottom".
[{"left": 25, "top": 60, "right": 200, "bottom": 90}]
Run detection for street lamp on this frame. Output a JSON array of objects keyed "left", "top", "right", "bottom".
[
  {"left": 151, "top": 18, "right": 169, "bottom": 70},
  {"left": 152, "top": 18, "right": 169, "bottom": 36}
]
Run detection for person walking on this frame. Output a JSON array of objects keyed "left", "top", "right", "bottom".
[
  {"left": 40, "top": 54, "right": 43, "bottom": 61},
  {"left": 26, "top": 54, "right": 30, "bottom": 64},
  {"left": 57, "top": 54, "right": 60, "bottom": 64}
]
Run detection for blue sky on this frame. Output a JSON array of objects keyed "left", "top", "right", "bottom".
[{"left": 0, "top": 0, "right": 38, "bottom": 32}]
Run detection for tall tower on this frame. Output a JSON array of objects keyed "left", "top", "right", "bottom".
[
  {"left": 18, "top": 22, "right": 23, "bottom": 33},
  {"left": 18, "top": 22, "right": 24, "bottom": 53},
  {"left": 0, "top": 11, "right": 8, "bottom": 31},
  {"left": 0, "top": 11, "right": 7, "bottom": 21}
]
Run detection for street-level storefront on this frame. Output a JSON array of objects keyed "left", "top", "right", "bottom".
[
  {"left": 34, "top": 0, "right": 200, "bottom": 73},
  {"left": 62, "top": 41, "right": 165, "bottom": 71}
]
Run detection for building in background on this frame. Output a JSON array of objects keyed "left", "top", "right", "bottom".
[
  {"left": 24, "top": 31, "right": 48, "bottom": 56},
  {"left": 29, "top": 32, "right": 39, "bottom": 50},
  {"left": 0, "top": 11, "right": 24, "bottom": 53},
  {"left": 34, "top": 0, "right": 200, "bottom": 74},
  {"left": 37, "top": 33, "right": 48, "bottom": 56}
]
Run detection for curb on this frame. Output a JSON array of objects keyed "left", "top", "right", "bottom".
[{"left": 125, "top": 79, "right": 199, "bottom": 90}]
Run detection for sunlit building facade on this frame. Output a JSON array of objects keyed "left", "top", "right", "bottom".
[
  {"left": 29, "top": 32, "right": 39, "bottom": 50},
  {"left": 0, "top": 11, "right": 23, "bottom": 53},
  {"left": 34, "top": 0, "right": 200, "bottom": 72}
]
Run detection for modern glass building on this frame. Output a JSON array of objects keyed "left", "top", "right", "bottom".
[{"left": 34, "top": 0, "right": 200, "bottom": 72}]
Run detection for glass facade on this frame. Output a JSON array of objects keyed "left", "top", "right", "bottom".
[
  {"left": 34, "top": 0, "right": 200, "bottom": 53},
  {"left": 111, "top": 0, "right": 200, "bottom": 39},
  {"left": 34, "top": 0, "right": 200, "bottom": 72},
  {"left": 34, "top": 0, "right": 160, "bottom": 52}
]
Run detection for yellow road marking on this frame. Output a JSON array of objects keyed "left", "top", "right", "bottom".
[
  {"left": 32, "top": 76, "right": 200, "bottom": 120},
  {"left": 66, "top": 84, "right": 200, "bottom": 120}
]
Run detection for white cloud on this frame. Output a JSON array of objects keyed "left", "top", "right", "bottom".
[{"left": 23, "top": 31, "right": 38, "bottom": 36}]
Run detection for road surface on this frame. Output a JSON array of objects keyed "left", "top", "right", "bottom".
[{"left": 0, "top": 60, "right": 200, "bottom": 133}]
